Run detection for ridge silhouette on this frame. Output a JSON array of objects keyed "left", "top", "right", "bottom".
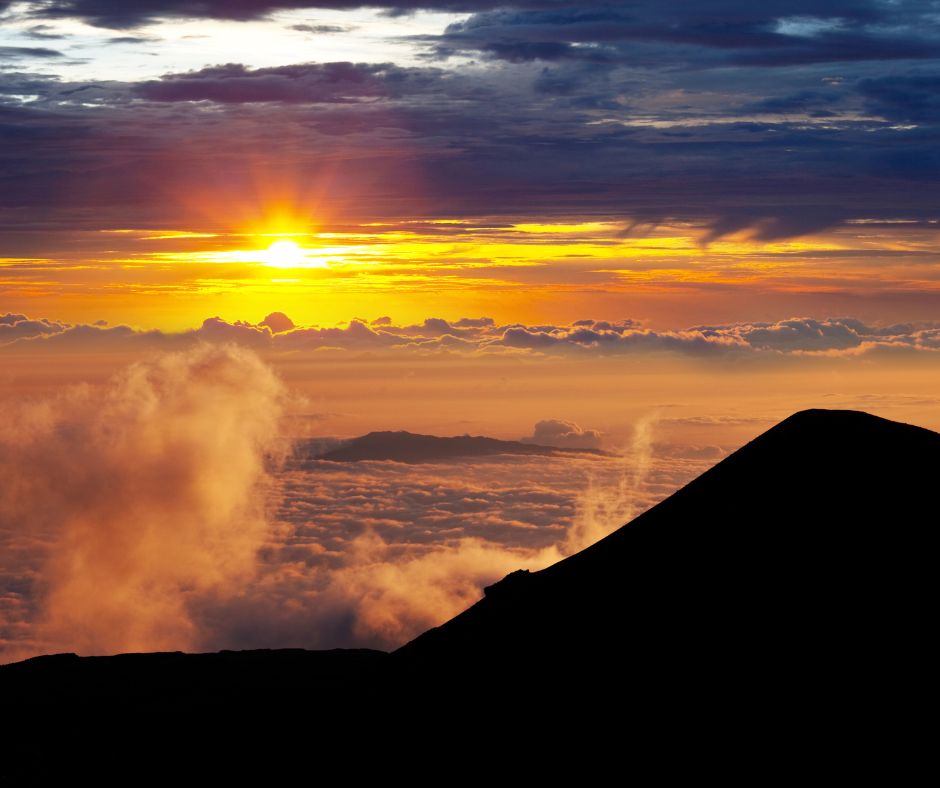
[
  {"left": 395, "top": 408, "right": 937, "bottom": 675},
  {"left": 304, "top": 429, "right": 607, "bottom": 463},
  {"left": 2, "top": 409, "right": 936, "bottom": 777}
]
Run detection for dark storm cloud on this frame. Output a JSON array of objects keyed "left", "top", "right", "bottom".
[
  {"left": 0, "top": 77, "right": 932, "bottom": 238},
  {"left": 0, "top": 45, "right": 64, "bottom": 58},
  {"left": 3, "top": 4, "right": 940, "bottom": 240},
  {"left": 24, "top": 25, "right": 68, "bottom": 40},
  {"left": 289, "top": 23, "right": 352, "bottom": 33},
  {"left": 135, "top": 61, "right": 444, "bottom": 103},
  {"left": 19, "top": 1, "right": 929, "bottom": 35},
  {"left": 430, "top": 2, "right": 940, "bottom": 66},
  {"left": 106, "top": 36, "right": 156, "bottom": 44},
  {"left": 698, "top": 206, "right": 853, "bottom": 245},
  {"left": 743, "top": 89, "right": 844, "bottom": 116},
  {"left": 27, "top": 1, "right": 571, "bottom": 29},
  {"left": 858, "top": 72, "right": 940, "bottom": 123}
]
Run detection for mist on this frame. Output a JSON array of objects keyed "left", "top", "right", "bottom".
[
  {"left": 0, "top": 345, "right": 285, "bottom": 658},
  {"left": 195, "top": 415, "right": 668, "bottom": 653},
  {"left": 1, "top": 345, "right": 690, "bottom": 661}
]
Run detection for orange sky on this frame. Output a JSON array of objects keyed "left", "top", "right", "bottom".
[{"left": 4, "top": 218, "right": 940, "bottom": 331}]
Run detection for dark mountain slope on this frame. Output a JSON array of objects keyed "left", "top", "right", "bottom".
[
  {"left": 2, "top": 648, "right": 387, "bottom": 703},
  {"left": 2, "top": 409, "right": 935, "bottom": 777},
  {"left": 396, "top": 409, "right": 938, "bottom": 684}
]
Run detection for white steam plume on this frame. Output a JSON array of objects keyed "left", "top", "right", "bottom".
[{"left": 564, "top": 411, "right": 660, "bottom": 554}]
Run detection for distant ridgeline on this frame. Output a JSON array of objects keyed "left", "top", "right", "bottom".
[{"left": 292, "top": 430, "right": 608, "bottom": 464}]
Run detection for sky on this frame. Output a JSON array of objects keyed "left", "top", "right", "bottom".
[
  {"left": 2, "top": 1, "right": 940, "bottom": 661},
  {"left": 2, "top": 0, "right": 940, "bottom": 328}
]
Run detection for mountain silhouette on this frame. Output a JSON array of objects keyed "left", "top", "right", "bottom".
[
  {"left": 2, "top": 409, "right": 935, "bottom": 776},
  {"left": 300, "top": 429, "right": 607, "bottom": 463},
  {"left": 397, "top": 409, "right": 936, "bottom": 675}
]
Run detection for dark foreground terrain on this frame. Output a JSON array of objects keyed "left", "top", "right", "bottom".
[{"left": 3, "top": 409, "right": 935, "bottom": 778}]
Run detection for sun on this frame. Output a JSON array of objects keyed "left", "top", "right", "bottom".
[{"left": 263, "top": 239, "right": 305, "bottom": 268}]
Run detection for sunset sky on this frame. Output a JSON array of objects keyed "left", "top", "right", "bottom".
[{"left": 2, "top": 1, "right": 940, "bottom": 661}]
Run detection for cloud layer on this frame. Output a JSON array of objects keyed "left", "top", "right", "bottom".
[
  {"left": 521, "top": 418, "right": 602, "bottom": 449},
  {"left": 171, "top": 412, "right": 706, "bottom": 653},
  {"left": 4, "top": 311, "right": 940, "bottom": 359},
  {"left": 0, "top": 347, "right": 718, "bottom": 660}
]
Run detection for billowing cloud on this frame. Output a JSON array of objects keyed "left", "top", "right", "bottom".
[
  {"left": 0, "top": 313, "right": 68, "bottom": 342},
  {"left": 0, "top": 345, "right": 286, "bottom": 658},
  {"left": 259, "top": 311, "right": 296, "bottom": 333},
  {"left": 3, "top": 312, "right": 940, "bottom": 360},
  {"left": 135, "top": 61, "right": 443, "bottom": 104},
  {"left": 521, "top": 418, "right": 603, "bottom": 449},
  {"left": 492, "top": 316, "right": 940, "bottom": 357}
]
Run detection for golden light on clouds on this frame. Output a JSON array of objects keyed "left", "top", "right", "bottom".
[{"left": 4, "top": 219, "right": 940, "bottom": 330}]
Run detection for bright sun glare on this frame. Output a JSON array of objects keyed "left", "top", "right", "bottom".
[{"left": 264, "top": 239, "right": 305, "bottom": 268}]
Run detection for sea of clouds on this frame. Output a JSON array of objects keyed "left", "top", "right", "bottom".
[{"left": 0, "top": 345, "right": 720, "bottom": 661}]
